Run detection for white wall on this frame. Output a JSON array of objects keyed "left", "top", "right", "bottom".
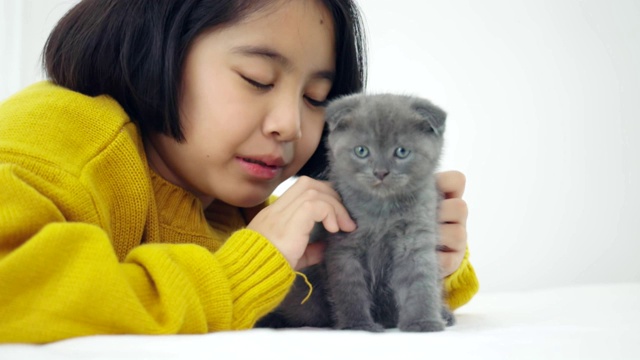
[
  {"left": 0, "top": 0, "right": 80, "bottom": 99},
  {"left": 2, "top": 0, "right": 639, "bottom": 293},
  {"left": 358, "top": 0, "right": 640, "bottom": 292}
]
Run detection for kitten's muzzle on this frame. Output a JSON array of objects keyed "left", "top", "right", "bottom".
[{"left": 374, "top": 169, "right": 389, "bottom": 180}]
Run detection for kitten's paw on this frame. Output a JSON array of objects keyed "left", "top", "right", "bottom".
[
  {"left": 338, "top": 322, "right": 385, "bottom": 333},
  {"left": 399, "top": 319, "right": 445, "bottom": 332},
  {"left": 441, "top": 307, "right": 456, "bottom": 327},
  {"left": 255, "top": 312, "right": 289, "bottom": 328}
]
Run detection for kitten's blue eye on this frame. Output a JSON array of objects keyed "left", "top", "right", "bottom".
[
  {"left": 354, "top": 146, "right": 369, "bottom": 158},
  {"left": 394, "top": 147, "right": 411, "bottom": 158}
]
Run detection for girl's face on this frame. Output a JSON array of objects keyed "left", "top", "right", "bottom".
[{"left": 145, "top": 0, "right": 335, "bottom": 208}]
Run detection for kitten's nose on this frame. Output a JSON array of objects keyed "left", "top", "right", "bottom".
[{"left": 374, "top": 170, "right": 389, "bottom": 180}]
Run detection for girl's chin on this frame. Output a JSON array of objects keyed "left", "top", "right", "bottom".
[{"left": 220, "top": 185, "right": 276, "bottom": 208}]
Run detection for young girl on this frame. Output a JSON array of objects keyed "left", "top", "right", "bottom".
[{"left": 0, "top": 0, "right": 478, "bottom": 343}]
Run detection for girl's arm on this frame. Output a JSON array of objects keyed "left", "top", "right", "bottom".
[{"left": 0, "top": 164, "right": 295, "bottom": 344}]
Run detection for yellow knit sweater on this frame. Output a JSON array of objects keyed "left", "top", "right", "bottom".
[{"left": 0, "top": 82, "right": 478, "bottom": 343}]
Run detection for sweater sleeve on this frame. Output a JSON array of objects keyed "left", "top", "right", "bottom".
[
  {"left": 0, "top": 164, "right": 295, "bottom": 344},
  {"left": 443, "top": 247, "right": 479, "bottom": 310}
]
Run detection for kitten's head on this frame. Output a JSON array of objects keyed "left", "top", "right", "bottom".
[{"left": 324, "top": 93, "right": 446, "bottom": 198}]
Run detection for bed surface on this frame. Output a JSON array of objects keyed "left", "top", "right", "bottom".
[{"left": 2, "top": 282, "right": 639, "bottom": 360}]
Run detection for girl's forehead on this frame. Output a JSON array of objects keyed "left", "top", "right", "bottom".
[
  {"left": 208, "top": 0, "right": 336, "bottom": 69},
  {"left": 225, "top": 0, "right": 333, "bottom": 36}
]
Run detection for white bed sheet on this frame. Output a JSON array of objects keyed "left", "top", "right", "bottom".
[{"left": 1, "top": 282, "right": 639, "bottom": 360}]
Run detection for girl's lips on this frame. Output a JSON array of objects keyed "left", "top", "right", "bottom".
[{"left": 236, "top": 157, "right": 283, "bottom": 180}]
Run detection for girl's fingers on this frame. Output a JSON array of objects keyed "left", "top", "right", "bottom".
[
  {"left": 279, "top": 177, "right": 355, "bottom": 233},
  {"left": 293, "top": 192, "right": 355, "bottom": 233},
  {"left": 438, "top": 223, "right": 466, "bottom": 278},
  {"left": 248, "top": 176, "right": 357, "bottom": 269},
  {"left": 305, "top": 199, "right": 340, "bottom": 233},
  {"left": 438, "top": 198, "right": 468, "bottom": 225},
  {"left": 295, "top": 241, "right": 327, "bottom": 270},
  {"left": 436, "top": 171, "right": 466, "bottom": 199},
  {"left": 435, "top": 170, "right": 468, "bottom": 278},
  {"left": 439, "top": 252, "right": 462, "bottom": 278},
  {"left": 275, "top": 176, "right": 341, "bottom": 205},
  {"left": 439, "top": 223, "right": 467, "bottom": 252}
]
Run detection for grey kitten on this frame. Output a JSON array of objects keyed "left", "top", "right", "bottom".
[{"left": 256, "top": 93, "right": 453, "bottom": 332}]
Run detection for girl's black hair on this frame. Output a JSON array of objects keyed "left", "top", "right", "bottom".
[{"left": 43, "top": 0, "right": 367, "bottom": 179}]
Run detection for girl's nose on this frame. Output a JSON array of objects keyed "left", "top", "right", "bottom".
[{"left": 263, "top": 96, "right": 302, "bottom": 142}]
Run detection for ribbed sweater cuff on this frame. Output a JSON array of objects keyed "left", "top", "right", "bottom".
[
  {"left": 214, "top": 229, "right": 295, "bottom": 329},
  {"left": 443, "top": 247, "right": 480, "bottom": 310}
]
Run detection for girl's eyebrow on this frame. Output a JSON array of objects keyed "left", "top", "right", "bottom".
[{"left": 231, "top": 45, "right": 335, "bottom": 82}]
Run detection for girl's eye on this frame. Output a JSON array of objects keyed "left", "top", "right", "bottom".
[
  {"left": 241, "top": 75, "right": 273, "bottom": 90},
  {"left": 304, "top": 95, "right": 328, "bottom": 108},
  {"left": 354, "top": 146, "right": 369, "bottom": 158},
  {"left": 394, "top": 147, "right": 411, "bottom": 158}
]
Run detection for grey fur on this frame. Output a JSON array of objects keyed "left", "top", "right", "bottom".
[{"left": 256, "top": 93, "right": 453, "bottom": 332}]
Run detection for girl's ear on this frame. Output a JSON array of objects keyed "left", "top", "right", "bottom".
[
  {"left": 412, "top": 98, "right": 447, "bottom": 136},
  {"left": 325, "top": 95, "right": 359, "bottom": 132}
]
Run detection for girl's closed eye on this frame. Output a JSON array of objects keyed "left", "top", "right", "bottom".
[
  {"left": 241, "top": 75, "right": 273, "bottom": 90},
  {"left": 304, "top": 86, "right": 331, "bottom": 108},
  {"left": 304, "top": 95, "right": 328, "bottom": 108},
  {"left": 242, "top": 74, "right": 328, "bottom": 108}
]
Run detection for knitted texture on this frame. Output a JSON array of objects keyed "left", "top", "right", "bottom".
[
  {"left": 0, "top": 82, "right": 295, "bottom": 343},
  {"left": 444, "top": 247, "right": 479, "bottom": 310}
]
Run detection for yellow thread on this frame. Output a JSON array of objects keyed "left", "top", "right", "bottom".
[{"left": 295, "top": 271, "right": 314, "bottom": 305}]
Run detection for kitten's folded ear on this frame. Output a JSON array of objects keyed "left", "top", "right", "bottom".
[
  {"left": 325, "top": 95, "right": 359, "bottom": 132},
  {"left": 413, "top": 99, "right": 447, "bottom": 136}
]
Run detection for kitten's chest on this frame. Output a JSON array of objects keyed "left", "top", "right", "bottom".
[{"left": 351, "top": 217, "right": 410, "bottom": 269}]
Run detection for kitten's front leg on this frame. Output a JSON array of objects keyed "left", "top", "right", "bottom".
[
  {"left": 325, "top": 248, "right": 383, "bottom": 332},
  {"left": 391, "top": 238, "right": 446, "bottom": 332}
]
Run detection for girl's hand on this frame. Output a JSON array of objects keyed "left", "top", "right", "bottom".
[
  {"left": 436, "top": 171, "right": 469, "bottom": 278},
  {"left": 247, "top": 176, "right": 357, "bottom": 270}
]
